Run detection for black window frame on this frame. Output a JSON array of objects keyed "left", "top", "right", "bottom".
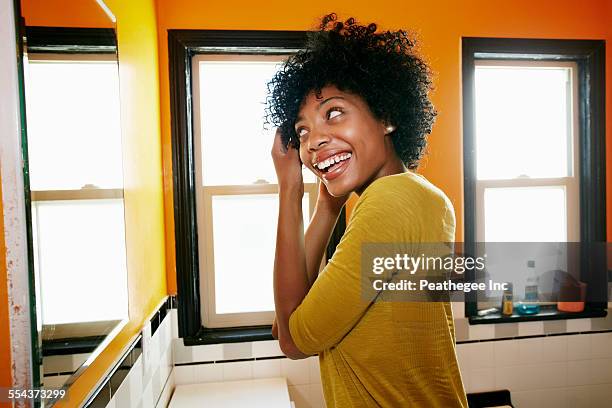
[
  {"left": 168, "top": 29, "right": 346, "bottom": 345},
  {"left": 461, "top": 37, "right": 607, "bottom": 324}
]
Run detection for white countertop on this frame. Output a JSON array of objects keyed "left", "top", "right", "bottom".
[{"left": 169, "top": 377, "right": 292, "bottom": 408}]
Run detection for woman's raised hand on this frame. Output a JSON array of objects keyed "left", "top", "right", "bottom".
[
  {"left": 271, "top": 128, "right": 304, "bottom": 197},
  {"left": 316, "top": 180, "right": 350, "bottom": 215}
]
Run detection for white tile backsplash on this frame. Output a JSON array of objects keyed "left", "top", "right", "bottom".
[
  {"left": 589, "top": 358, "right": 612, "bottom": 384},
  {"left": 173, "top": 365, "right": 195, "bottom": 385},
  {"left": 142, "top": 382, "right": 154, "bottom": 408},
  {"left": 129, "top": 357, "right": 144, "bottom": 407},
  {"left": 494, "top": 364, "right": 524, "bottom": 391},
  {"left": 535, "top": 361, "right": 567, "bottom": 389},
  {"left": 253, "top": 359, "right": 282, "bottom": 379},
  {"left": 539, "top": 387, "right": 569, "bottom": 408},
  {"left": 567, "top": 359, "right": 590, "bottom": 386},
  {"left": 101, "top": 301, "right": 612, "bottom": 408},
  {"left": 540, "top": 335, "right": 567, "bottom": 362},
  {"left": 281, "top": 358, "right": 311, "bottom": 386},
  {"left": 461, "top": 341, "right": 495, "bottom": 369},
  {"left": 252, "top": 339, "right": 284, "bottom": 358},
  {"left": 518, "top": 337, "right": 543, "bottom": 365},
  {"left": 193, "top": 363, "right": 223, "bottom": 383},
  {"left": 155, "top": 369, "right": 175, "bottom": 408},
  {"left": 566, "top": 318, "right": 591, "bottom": 333},
  {"left": 590, "top": 332, "right": 612, "bottom": 359},
  {"left": 590, "top": 383, "right": 612, "bottom": 407},
  {"left": 308, "top": 383, "right": 326, "bottom": 408},
  {"left": 567, "top": 333, "right": 591, "bottom": 360},
  {"left": 518, "top": 321, "right": 544, "bottom": 336},
  {"left": 494, "top": 339, "right": 520, "bottom": 367},
  {"left": 222, "top": 360, "right": 253, "bottom": 381},
  {"left": 566, "top": 385, "right": 591, "bottom": 407},
  {"left": 288, "top": 384, "right": 312, "bottom": 408},
  {"left": 463, "top": 333, "right": 612, "bottom": 408},
  {"left": 191, "top": 343, "right": 223, "bottom": 363},
  {"left": 469, "top": 367, "right": 495, "bottom": 392},
  {"left": 469, "top": 323, "right": 495, "bottom": 340},
  {"left": 102, "top": 303, "right": 175, "bottom": 408},
  {"left": 308, "top": 357, "right": 321, "bottom": 384}
]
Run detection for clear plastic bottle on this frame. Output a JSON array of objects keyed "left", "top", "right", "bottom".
[{"left": 516, "top": 260, "right": 540, "bottom": 315}]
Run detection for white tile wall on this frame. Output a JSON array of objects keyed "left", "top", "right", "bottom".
[
  {"left": 106, "top": 305, "right": 612, "bottom": 408},
  {"left": 253, "top": 359, "right": 281, "bottom": 378},
  {"left": 460, "top": 333, "right": 612, "bottom": 407},
  {"left": 468, "top": 323, "right": 496, "bottom": 340},
  {"left": 566, "top": 318, "right": 592, "bottom": 333},
  {"left": 104, "top": 309, "right": 174, "bottom": 408},
  {"left": 518, "top": 321, "right": 544, "bottom": 336}
]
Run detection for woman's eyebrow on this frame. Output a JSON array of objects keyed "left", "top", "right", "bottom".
[
  {"left": 319, "top": 95, "right": 346, "bottom": 106},
  {"left": 295, "top": 96, "right": 347, "bottom": 126}
]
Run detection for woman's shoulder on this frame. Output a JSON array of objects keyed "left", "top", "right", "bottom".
[
  {"left": 346, "top": 172, "right": 455, "bottom": 241},
  {"left": 357, "top": 171, "right": 452, "bottom": 212}
]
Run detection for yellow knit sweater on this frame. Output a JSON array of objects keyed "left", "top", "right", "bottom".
[{"left": 289, "top": 172, "right": 468, "bottom": 407}]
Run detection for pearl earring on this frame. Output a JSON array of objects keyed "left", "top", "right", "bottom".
[{"left": 385, "top": 125, "right": 396, "bottom": 134}]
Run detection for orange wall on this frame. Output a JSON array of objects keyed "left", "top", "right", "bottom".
[
  {"left": 49, "top": 0, "right": 168, "bottom": 405},
  {"left": 21, "top": 0, "right": 113, "bottom": 27},
  {"left": 157, "top": 0, "right": 612, "bottom": 294}
]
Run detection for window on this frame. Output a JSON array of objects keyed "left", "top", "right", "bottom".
[
  {"left": 462, "top": 38, "right": 606, "bottom": 322},
  {"left": 25, "top": 53, "right": 128, "bottom": 324},
  {"left": 474, "top": 61, "right": 579, "bottom": 242},
  {"left": 192, "top": 54, "right": 317, "bottom": 327},
  {"left": 169, "top": 30, "right": 344, "bottom": 343}
]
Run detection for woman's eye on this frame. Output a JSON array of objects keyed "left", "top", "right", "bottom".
[
  {"left": 327, "top": 108, "right": 344, "bottom": 120},
  {"left": 297, "top": 128, "right": 308, "bottom": 138},
  {"left": 327, "top": 108, "right": 343, "bottom": 120},
  {"left": 329, "top": 110, "right": 341, "bottom": 119}
]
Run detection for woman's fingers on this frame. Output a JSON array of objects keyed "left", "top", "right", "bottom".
[
  {"left": 271, "top": 128, "right": 304, "bottom": 191},
  {"left": 271, "top": 128, "right": 287, "bottom": 156},
  {"left": 272, "top": 316, "right": 279, "bottom": 339}
]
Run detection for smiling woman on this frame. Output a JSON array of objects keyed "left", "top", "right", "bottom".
[
  {"left": 293, "top": 85, "right": 404, "bottom": 197},
  {"left": 266, "top": 14, "right": 468, "bottom": 408}
]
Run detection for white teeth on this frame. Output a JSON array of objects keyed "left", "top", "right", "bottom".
[{"left": 315, "top": 153, "right": 352, "bottom": 171}]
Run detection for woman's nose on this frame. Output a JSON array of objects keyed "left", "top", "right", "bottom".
[{"left": 307, "top": 129, "right": 331, "bottom": 152}]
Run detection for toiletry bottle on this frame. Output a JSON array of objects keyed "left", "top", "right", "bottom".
[
  {"left": 516, "top": 260, "right": 540, "bottom": 315},
  {"left": 501, "top": 282, "right": 513, "bottom": 316}
]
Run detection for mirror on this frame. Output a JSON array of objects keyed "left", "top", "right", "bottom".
[{"left": 19, "top": 0, "right": 129, "bottom": 403}]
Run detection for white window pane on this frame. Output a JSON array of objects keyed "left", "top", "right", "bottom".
[
  {"left": 212, "top": 193, "right": 311, "bottom": 314},
  {"left": 33, "top": 200, "right": 128, "bottom": 324},
  {"left": 25, "top": 60, "right": 123, "bottom": 190},
  {"left": 484, "top": 186, "right": 566, "bottom": 242},
  {"left": 198, "top": 60, "right": 314, "bottom": 186},
  {"left": 475, "top": 66, "right": 572, "bottom": 180}
]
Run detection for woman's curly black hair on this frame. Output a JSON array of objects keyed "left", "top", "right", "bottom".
[{"left": 264, "top": 13, "right": 437, "bottom": 169}]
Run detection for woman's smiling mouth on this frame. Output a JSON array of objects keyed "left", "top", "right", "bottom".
[{"left": 313, "top": 152, "right": 352, "bottom": 180}]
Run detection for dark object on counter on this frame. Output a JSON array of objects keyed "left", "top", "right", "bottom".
[
  {"left": 467, "top": 389, "right": 514, "bottom": 407},
  {"left": 552, "top": 270, "right": 587, "bottom": 312}
]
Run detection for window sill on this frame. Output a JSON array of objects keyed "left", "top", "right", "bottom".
[
  {"left": 183, "top": 325, "right": 274, "bottom": 346},
  {"left": 468, "top": 305, "right": 607, "bottom": 325}
]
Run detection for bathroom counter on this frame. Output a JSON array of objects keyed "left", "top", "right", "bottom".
[{"left": 169, "top": 377, "right": 293, "bottom": 408}]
